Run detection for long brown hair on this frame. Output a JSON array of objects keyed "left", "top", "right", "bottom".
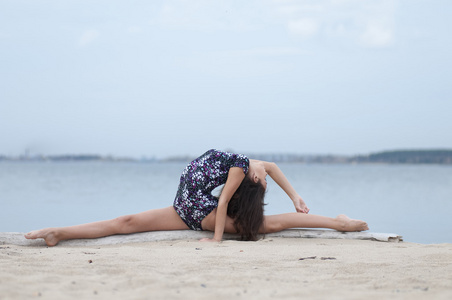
[{"left": 226, "top": 176, "right": 266, "bottom": 241}]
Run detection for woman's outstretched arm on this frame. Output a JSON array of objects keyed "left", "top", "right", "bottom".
[
  {"left": 263, "top": 161, "right": 310, "bottom": 214},
  {"left": 200, "top": 167, "right": 244, "bottom": 242}
]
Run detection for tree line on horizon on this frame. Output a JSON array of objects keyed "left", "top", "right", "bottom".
[
  {"left": 350, "top": 150, "right": 452, "bottom": 164},
  {"left": 1, "top": 150, "right": 452, "bottom": 164},
  {"left": 247, "top": 150, "right": 452, "bottom": 164}
]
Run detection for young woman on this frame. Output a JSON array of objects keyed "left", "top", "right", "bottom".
[{"left": 25, "top": 149, "right": 368, "bottom": 246}]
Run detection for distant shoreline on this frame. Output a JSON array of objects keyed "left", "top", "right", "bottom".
[{"left": 1, "top": 149, "right": 452, "bottom": 164}]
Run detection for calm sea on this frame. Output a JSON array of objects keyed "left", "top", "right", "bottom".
[{"left": 1, "top": 162, "right": 451, "bottom": 244}]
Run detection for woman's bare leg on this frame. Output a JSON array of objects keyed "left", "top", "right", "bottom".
[
  {"left": 261, "top": 213, "right": 368, "bottom": 234},
  {"left": 24, "top": 206, "right": 189, "bottom": 246},
  {"left": 202, "top": 209, "right": 368, "bottom": 234},
  {"left": 201, "top": 208, "right": 238, "bottom": 233}
]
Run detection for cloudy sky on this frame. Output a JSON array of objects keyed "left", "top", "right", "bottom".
[{"left": 1, "top": 0, "right": 451, "bottom": 158}]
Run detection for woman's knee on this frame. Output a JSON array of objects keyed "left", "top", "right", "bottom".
[{"left": 113, "top": 215, "right": 135, "bottom": 233}]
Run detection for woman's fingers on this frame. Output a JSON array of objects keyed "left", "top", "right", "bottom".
[{"left": 199, "top": 238, "right": 220, "bottom": 242}]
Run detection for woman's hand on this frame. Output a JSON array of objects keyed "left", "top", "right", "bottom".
[
  {"left": 263, "top": 161, "right": 309, "bottom": 214},
  {"left": 293, "top": 196, "right": 309, "bottom": 214},
  {"left": 199, "top": 238, "right": 221, "bottom": 242}
]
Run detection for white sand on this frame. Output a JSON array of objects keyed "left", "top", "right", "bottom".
[{"left": 1, "top": 237, "right": 451, "bottom": 300}]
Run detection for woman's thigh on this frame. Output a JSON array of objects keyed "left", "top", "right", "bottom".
[
  {"left": 126, "top": 206, "right": 190, "bottom": 232},
  {"left": 201, "top": 208, "right": 237, "bottom": 233}
]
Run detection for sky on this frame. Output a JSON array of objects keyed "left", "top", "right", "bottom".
[{"left": 1, "top": 0, "right": 451, "bottom": 158}]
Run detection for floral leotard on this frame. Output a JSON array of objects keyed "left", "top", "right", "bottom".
[{"left": 173, "top": 149, "right": 249, "bottom": 230}]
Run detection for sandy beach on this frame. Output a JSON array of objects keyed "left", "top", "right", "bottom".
[{"left": 1, "top": 235, "right": 451, "bottom": 300}]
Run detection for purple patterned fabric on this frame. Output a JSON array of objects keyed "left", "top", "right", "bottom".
[{"left": 173, "top": 149, "right": 249, "bottom": 230}]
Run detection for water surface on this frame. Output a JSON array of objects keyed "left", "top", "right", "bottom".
[{"left": 1, "top": 162, "right": 451, "bottom": 244}]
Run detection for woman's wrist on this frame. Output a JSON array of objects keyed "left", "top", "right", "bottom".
[
  {"left": 291, "top": 194, "right": 302, "bottom": 202},
  {"left": 212, "top": 233, "right": 223, "bottom": 242}
]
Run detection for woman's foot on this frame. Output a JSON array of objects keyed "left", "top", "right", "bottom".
[
  {"left": 335, "top": 214, "right": 369, "bottom": 232},
  {"left": 24, "top": 228, "right": 60, "bottom": 247}
]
